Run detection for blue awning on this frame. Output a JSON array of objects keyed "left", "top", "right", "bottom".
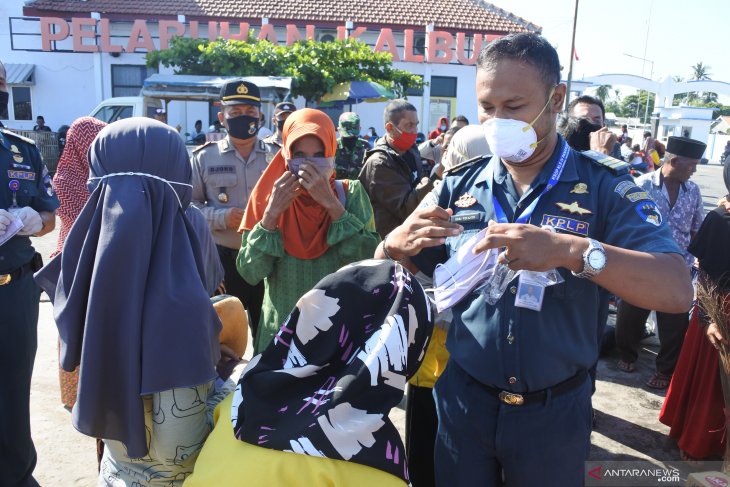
[{"left": 5, "top": 64, "right": 35, "bottom": 86}]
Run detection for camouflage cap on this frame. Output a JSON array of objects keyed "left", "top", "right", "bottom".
[{"left": 338, "top": 112, "right": 361, "bottom": 137}]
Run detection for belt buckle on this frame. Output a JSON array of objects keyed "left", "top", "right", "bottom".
[
  {"left": 498, "top": 391, "right": 524, "bottom": 406},
  {"left": 0, "top": 274, "right": 11, "bottom": 286}
]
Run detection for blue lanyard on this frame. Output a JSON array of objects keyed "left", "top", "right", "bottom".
[{"left": 492, "top": 141, "right": 570, "bottom": 224}]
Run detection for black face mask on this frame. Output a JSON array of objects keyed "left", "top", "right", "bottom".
[
  {"left": 0, "top": 91, "right": 8, "bottom": 116},
  {"left": 276, "top": 119, "right": 286, "bottom": 132},
  {"left": 342, "top": 136, "right": 358, "bottom": 149},
  {"left": 226, "top": 114, "right": 260, "bottom": 140}
]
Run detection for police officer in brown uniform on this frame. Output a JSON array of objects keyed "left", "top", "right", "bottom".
[{"left": 191, "top": 80, "right": 267, "bottom": 342}]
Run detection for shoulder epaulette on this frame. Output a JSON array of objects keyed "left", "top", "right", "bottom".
[
  {"left": 580, "top": 150, "right": 629, "bottom": 175},
  {"left": 0, "top": 129, "right": 36, "bottom": 145},
  {"left": 192, "top": 140, "right": 215, "bottom": 153},
  {"left": 443, "top": 154, "right": 490, "bottom": 175}
]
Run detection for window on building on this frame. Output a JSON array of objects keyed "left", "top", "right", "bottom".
[
  {"left": 12, "top": 86, "right": 32, "bottom": 121},
  {"left": 111, "top": 65, "right": 157, "bottom": 97},
  {"left": 430, "top": 76, "right": 457, "bottom": 98}
]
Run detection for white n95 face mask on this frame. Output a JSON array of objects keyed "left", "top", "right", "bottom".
[{"left": 482, "top": 88, "right": 555, "bottom": 164}]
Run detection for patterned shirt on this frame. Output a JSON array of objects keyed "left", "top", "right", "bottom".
[
  {"left": 334, "top": 137, "right": 370, "bottom": 180},
  {"left": 635, "top": 169, "right": 704, "bottom": 267}
]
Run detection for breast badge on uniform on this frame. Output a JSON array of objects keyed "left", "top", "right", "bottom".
[
  {"left": 556, "top": 201, "right": 592, "bottom": 216},
  {"left": 635, "top": 201, "right": 662, "bottom": 227},
  {"left": 570, "top": 183, "right": 589, "bottom": 194},
  {"left": 540, "top": 215, "right": 589, "bottom": 236},
  {"left": 218, "top": 192, "right": 229, "bottom": 204},
  {"left": 454, "top": 193, "right": 477, "bottom": 208}
]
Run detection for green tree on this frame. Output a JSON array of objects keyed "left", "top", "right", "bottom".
[
  {"left": 146, "top": 37, "right": 423, "bottom": 104},
  {"left": 593, "top": 85, "right": 612, "bottom": 103},
  {"left": 621, "top": 90, "right": 654, "bottom": 123},
  {"left": 691, "top": 62, "right": 712, "bottom": 81}
]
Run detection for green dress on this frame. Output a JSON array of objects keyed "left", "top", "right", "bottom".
[{"left": 237, "top": 179, "right": 380, "bottom": 353}]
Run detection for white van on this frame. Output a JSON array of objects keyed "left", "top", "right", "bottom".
[{"left": 89, "top": 96, "right": 163, "bottom": 124}]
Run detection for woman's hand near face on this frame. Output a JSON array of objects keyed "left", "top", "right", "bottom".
[
  {"left": 261, "top": 172, "right": 301, "bottom": 230},
  {"left": 298, "top": 163, "right": 345, "bottom": 220}
]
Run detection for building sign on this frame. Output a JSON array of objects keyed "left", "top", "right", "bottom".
[{"left": 35, "top": 17, "right": 501, "bottom": 65}]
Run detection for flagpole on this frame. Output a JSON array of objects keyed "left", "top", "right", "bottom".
[{"left": 564, "top": 0, "right": 580, "bottom": 111}]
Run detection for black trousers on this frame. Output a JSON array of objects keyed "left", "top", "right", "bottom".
[
  {"left": 0, "top": 272, "right": 40, "bottom": 487},
  {"left": 615, "top": 300, "right": 689, "bottom": 375},
  {"left": 405, "top": 384, "right": 438, "bottom": 487},
  {"left": 217, "top": 245, "right": 264, "bottom": 348}
]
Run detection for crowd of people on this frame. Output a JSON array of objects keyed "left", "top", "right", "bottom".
[{"left": 0, "top": 31, "right": 726, "bottom": 487}]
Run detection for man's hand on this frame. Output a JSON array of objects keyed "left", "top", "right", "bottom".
[
  {"left": 225, "top": 207, "right": 246, "bottom": 230},
  {"left": 473, "top": 223, "right": 587, "bottom": 272},
  {"left": 261, "top": 172, "right": 301, "bottom": 230},
  {"left": 706, "top": 322, "right": 728, "bottom": 350},
  {"left": 385, "top": 206, "right": 462, "bottom": 259},
  {"left": 717, "top": 196, "right": 730, "bottom": 212},
  {"left": 11, "top": 207, "right": 43, "bottom": 236},
  {"left": 0, "top": 209, "right": 13, "bottom": 237},
  {"left": 589, "top": 127, "right": 618, "bottom": 155}
]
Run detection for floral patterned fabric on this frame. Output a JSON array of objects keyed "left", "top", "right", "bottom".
[
  {"left": 635, "top": 169, "right": 704, "bottom": 267},
  {"left": 231, "top": 259, "right": 434, "bottom": 484}
]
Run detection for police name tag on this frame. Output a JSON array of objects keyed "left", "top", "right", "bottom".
[{"left": 515, "top": 274, "right": 545, "bottom": 312}]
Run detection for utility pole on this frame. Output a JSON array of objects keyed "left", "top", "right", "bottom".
[{"left": 564, "top": 0, "right": 580, "bottom": 111}]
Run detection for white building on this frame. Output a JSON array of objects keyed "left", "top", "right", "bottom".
[{"left": 1, "top": 0, "right": 539, "bottom": 135}]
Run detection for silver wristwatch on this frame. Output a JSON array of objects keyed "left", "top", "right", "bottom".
[{"left": 572, "top": 238, "right": 607, "bottom": 279}]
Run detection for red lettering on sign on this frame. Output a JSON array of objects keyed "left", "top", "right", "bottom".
[
  {"left": 218, "top": 22, "right": 249, "bottom": 41},
  {"left": 258, "top": 23, "right": 277, "bottom": 43},
  {"left": 374, "top": 28, "right": 400, "bottom": 62},
  {"left": 99, "top": 19, "right": 122, "bottom": 53},
  {"left": 126, "top": 19, "right": 155, "bottom": 52},
  {"left": 159, "top": 20, "right": 185, "bottom": 50},
  {"left": 427, "top": 31, "right": 453, "bottom": 64},
  {"left": 71, "top": 17, "right": 98, "bottom": 53},
  {"left": 40, "top": 17, "right": 70, "bottom": 52},
  {"left": 455, "top": 33, "right": 480, "bottom": 65},
  {"left": 403, "top": 29, "right": 424, "bottom": 63}
]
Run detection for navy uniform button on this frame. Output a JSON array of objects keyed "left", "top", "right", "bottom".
[
  {"left": 510, "top": 286, "right": 517, "bottom": 294},
  {"left": 508, "top": 376, "right": 518, "bottom": 384},
  {"left": 507, "top": 334, "right": 515, "bottom": 344}
]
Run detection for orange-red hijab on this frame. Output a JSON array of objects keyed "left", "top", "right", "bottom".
[{"left": 239, "top": 108, "right": 343, "bottom": 260}]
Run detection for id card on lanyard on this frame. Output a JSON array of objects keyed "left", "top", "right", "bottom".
[{"left": 491, "top": 141, "right": 570, "bottom": 311}]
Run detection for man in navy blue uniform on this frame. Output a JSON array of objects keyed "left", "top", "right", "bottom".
[
  {"left": 376, "top": 34, "right": 692, "bottom": 486},
  {"left": 0, "top": 59, "right": 58, "bottom": 487}
]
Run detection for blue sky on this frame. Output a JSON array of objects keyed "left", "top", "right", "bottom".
[{"left": 490, "top": 0, "right": 728, "bottom": 100}]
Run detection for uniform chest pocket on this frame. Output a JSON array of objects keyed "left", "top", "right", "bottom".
[
  {"left": 16, "top": 180, "right": 39, "bottom": 206},
  {"left": 546, "top": 268, "right": 588, "bottom": 300},
  {"left": 206, "top": 171, "right": 238, "bottom": 190}
]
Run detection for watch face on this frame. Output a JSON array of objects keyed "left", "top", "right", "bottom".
[{"left": 588, "top": 249, "right": 606, "bottom": 269}]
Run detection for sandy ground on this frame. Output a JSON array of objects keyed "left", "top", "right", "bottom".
[{"left": 24, "top": 163, "right": 727, "bottom": 486}]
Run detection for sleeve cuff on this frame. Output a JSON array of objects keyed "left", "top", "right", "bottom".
[
  {"left": 327, "top": 210, "right": 365, "bottom": 246},
  {"left": 247, "top": 222, "right": 285, "bottom": 257}
]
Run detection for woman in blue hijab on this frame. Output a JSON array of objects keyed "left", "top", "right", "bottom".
[{"left": 36, "top": 117, "right": 228, "bottom": 485}]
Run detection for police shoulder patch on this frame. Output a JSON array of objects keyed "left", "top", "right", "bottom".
[
  {"left": 1, "top": 129, "right": 36, "bottom": 146},
  {"left": 580, "top": 150, "right": 629, "bottom": 175},
  {"left": 191, "top": 141, "right": 215, "bottom": 153},
  {"left": 443, "top": 154, "right": 490, "bottom": 176}
]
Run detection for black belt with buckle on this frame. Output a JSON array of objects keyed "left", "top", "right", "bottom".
[
  {"left": 485, "top": 370, "right": 588, "bottom": 406},
  {"left": 0, "top": 255, "right": 39, "bottom": 286}
]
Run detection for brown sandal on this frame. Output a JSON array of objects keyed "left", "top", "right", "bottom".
[
  {"left": 646, "top": 372, "right": 671, "bottom": 389},
  {"left": 617, "top": 360, "right": 636, "bottom": 373}
]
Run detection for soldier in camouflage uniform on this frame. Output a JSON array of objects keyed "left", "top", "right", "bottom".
[{"left": 334, "top": 112, "right": 370, "bottom": 179}]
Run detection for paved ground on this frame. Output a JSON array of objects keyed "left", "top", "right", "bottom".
[{"left": 26, "top": 163, "right": 727, "bottom": 485}]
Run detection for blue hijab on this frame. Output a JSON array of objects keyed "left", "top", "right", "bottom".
[{"left": 36, "top": 117, "right": 220, "bottom": 458}]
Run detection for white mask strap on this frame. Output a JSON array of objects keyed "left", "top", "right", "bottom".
[{"left": 88, "top": 172, "right": 192, "bottom": 209}]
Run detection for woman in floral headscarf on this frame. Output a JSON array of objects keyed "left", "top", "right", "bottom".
[
  {"left": 237, "top": 108, "right": 380, "bottom": 353},
  {"left": 186, "top": 259, "right": 434, "bottom": 486}
]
